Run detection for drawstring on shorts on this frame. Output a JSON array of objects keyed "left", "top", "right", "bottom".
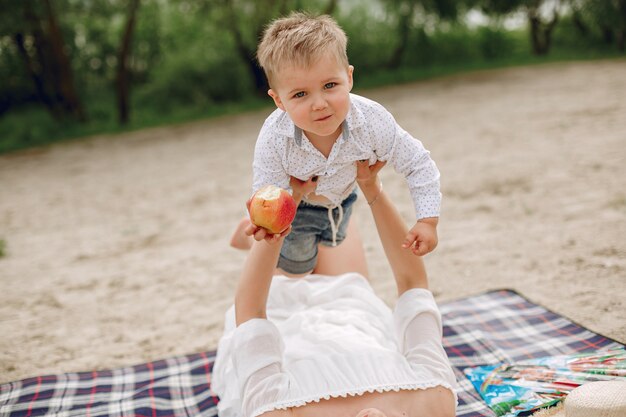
[
  {"left": 303, "top": 187, "right": 355, "bottom": 247},
  {"left": 327, "top": 204, "right": 344, "bottom": 247}
]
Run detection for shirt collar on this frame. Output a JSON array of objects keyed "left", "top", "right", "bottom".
[{"left": 277, "top": 94, "right": 366, "bottom": 147}]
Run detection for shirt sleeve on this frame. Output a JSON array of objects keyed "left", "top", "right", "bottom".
[
  {"left": 371, "top": 106, "right": 441, "bottom": 220},
  {"left": 393, "top": 289, "right": 457, "bottom": 392},
  {"left": 232, "top": 319, "right": 289, "bottom": 417},
  {"left": 252, "top": 119, "right": 292, "bottom": 195}
]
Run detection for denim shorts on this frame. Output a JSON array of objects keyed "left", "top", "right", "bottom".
[{"left": 278, "top": 189, "right": 358, "bottom": 274}]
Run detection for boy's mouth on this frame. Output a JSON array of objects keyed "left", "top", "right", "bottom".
[{"left": 315, "top": 114, "right": 332, "bottom": 122}]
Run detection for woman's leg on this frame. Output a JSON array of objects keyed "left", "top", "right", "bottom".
[{"left": 313, "top": 219, "right": 369, "bottom": 278}]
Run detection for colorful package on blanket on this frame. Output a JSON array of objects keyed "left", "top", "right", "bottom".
[{"left": 463, "top": 348, "right": 626, "bottom": 416}]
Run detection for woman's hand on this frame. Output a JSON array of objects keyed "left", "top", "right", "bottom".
[
  {"left": 356, "top": 159, "right": 386, "bottom": 187},
  {"left": 289, "top": 175, "right": 319, "bottom": 205},
  {"left": 356, "top": 160, "right": 386, "bottom": 204}
]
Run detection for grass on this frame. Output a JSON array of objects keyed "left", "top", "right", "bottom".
[
  {"left": 355, "top": 48, "right": 624, "bottom": 91},
  {"left": 0, "top": 95, "right": 269, "bottom": 154},
  {"left": 0, "top": 239, "right": 6, "bottom": 258}
]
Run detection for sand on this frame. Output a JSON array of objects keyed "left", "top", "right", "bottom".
[{"left": 1, "top": 59, "right": 625, "bottom": 384}]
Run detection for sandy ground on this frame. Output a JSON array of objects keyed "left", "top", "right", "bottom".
[{"left": 1, "top": 59, "right": 625, "bottom": 384}]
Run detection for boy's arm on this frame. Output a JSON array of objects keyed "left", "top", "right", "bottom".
[
  {"left": 371, "top": 109, "right": 441, "bottom": 255},
  {"left": 378, "top": 126, "right": 441, "bottom": 221},
  {"left": 356, "top": 160, "right": 428, "bottom": 294}
]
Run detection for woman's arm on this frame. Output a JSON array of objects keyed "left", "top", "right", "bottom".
[
  {"left": 356, "top": 160, "right": 428, "bottom": 295},
  {"left": 234, "top": 234, "right": 286, "bottom": 326}
]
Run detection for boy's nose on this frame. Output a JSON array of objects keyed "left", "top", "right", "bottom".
[{"left": 311, "top": 95, "right": 328, "bottom": 110}]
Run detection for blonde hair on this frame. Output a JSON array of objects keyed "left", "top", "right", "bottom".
[{"left": 257, "top": 12, "right": 349, "bottom": 86}]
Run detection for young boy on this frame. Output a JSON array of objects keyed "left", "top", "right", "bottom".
[{"left": 238, "top": 12, "right": 441, "bottom": 276}]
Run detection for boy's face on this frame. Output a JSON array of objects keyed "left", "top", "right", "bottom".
[{"left": 268, "top": 54, "right": 353, "bottom": 143}]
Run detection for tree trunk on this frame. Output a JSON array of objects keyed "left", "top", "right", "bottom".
[
  {"left": 323, "top": 0, "right": 339, "bottom": 15},
  {"left": 571, "top": 10, "right": 588, "bottom": 37},
  {"left": 19, "top": 1, "right": 64, "bottom": 119},
  {"left": 116, "top": 0, "right": 141, "bottom": 125},
  {"left": 43, "top": 0, "right": 86, "bottom": 121},
  {"left": 602, "top": 26, "right": 614, "bottom": 44},
  {"left": 527, "top": 2, "right": 559, "bottom": 56},
  {"left": 388, "top": 2, "right": 416, "bottom": 69},
  {"left": 223, "top": 0, "right": 268, "bottom": 95},
  {"left": 13, "top": 32, "right": 60, "bottom": 119},
  {"left": 618, "top": 0, "right": 626, "bottom": 52},
  {"left": 233, "top": 21, "right": 267, "bottom": 94}
]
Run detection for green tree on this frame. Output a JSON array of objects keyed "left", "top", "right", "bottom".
[
  {"left": 383, "top": 0, "right": 461, "bottom": 68},
  {"left": 569, "top": 0, "right": 626, "bottom": 51},
  {"left": 116, "top": 0, "right": 141, "bottom": 124},
  {"left": 477, "top": 0, "right": 563, "bottom": 55},
  {"left": 216, "top": 0, "right": 340, "bottom": 95},
  {"left": 0, "top": 0, "right": 86, "bottom": 120}
]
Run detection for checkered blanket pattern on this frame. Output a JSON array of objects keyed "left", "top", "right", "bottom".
[
  {"left": 1, "top": 289, "right": 623, "bottom": 417},
  {"left": 441, "top": 289, "right": 624, "bottom": 417}
]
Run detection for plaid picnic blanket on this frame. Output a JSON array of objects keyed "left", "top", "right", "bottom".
[{"left": 1, "top": 289, "right": 623, "bottom": 417}]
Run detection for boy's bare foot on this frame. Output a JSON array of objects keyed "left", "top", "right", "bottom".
[{"left": 230, "top": 217, "right": 254, "bottom": 250}]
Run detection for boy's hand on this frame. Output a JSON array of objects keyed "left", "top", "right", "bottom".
[
  {"left": 243, "top": 175, "right": 318, "bottom": 243},
  {"left": 403, "top": 218, "right": 438, "bottom": 256}
]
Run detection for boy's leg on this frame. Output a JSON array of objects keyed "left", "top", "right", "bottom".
[
  {"left": 229, "top": 216, "right": 254, "bottom": 250},
  {"left": 275, "top": 201, "right": 327, "bottom": 277},
  {"left": 276, "top": 220, "right": 318, "bottom": 278}
]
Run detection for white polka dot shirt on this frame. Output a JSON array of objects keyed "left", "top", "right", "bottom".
[{"left": 252, "top": 93, "right": 441, "bottom": 220}]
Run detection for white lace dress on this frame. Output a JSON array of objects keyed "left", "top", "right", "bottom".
[{"left": 211, "top": 273, "right": 457, "bottom": 417}]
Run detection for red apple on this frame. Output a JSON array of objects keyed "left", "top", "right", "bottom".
[{"left": 249, "top": 185, "right": 297, "bottom": 234}]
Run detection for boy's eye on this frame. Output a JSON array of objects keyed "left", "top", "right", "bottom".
[
  {"left": 293, "top": 91, "right": 306, "bottom": 98},
  {"left": 324, "top": 82, "right": 337, "bottom": 89}
]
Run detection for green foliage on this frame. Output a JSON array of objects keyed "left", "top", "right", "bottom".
[
  {"left": 420, "top": 26, "right": 484, "bottom": 64},
  {"left": 0, "top": 107, "right": 62, "bottom": 152},
  {"left": 476, "top": 25, "right": 518, "bottom": 60},
  {"left": 567, "top": 0, "right": 626, "bottom": 51},
  {"left": 339, "top": 8, "right": 396, "bottom": 73},
  {"left": 0, "top": 238, "right": 5, "bottom": 258},
  {"left": 0, "top": 0, "right": 624, "bottom": 154},
  {"left": 135, "top": 42, "right": 250, "bottom": 113},
  {"left": 399, "top": 24, "right": 521, "bottom": 68}
]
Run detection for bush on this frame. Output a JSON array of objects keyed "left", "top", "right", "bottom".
[
  {"left": 0, "top": 107, "right": 61, "bottom": 152},
  {"left": 135, "top": 44, "right": 250, "bottom": 114},
  {"left": 477, "top": 26, "right": 518, "bottom": 60},
  {"left": 338, "top": 8, "right": 396, "bottom": 74}
]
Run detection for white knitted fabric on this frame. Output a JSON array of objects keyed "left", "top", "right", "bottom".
[{"left": 548, "top": 381, "right": 626, "bottom": 417}]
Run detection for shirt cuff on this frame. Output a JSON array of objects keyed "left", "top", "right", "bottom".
[
  {"left": 393, "top": 288, "right": 441, "bottom": 353},
  {"left": 232, "top": 318, "right": 284, "bottom": 384}
]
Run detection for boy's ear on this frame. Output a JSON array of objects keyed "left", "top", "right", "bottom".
[
  {"left": 268, "top": 89, "right": 285, "bottom": 111},
  {"left": 347, "top": 65, "right": 354, "bottom": 92}
]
